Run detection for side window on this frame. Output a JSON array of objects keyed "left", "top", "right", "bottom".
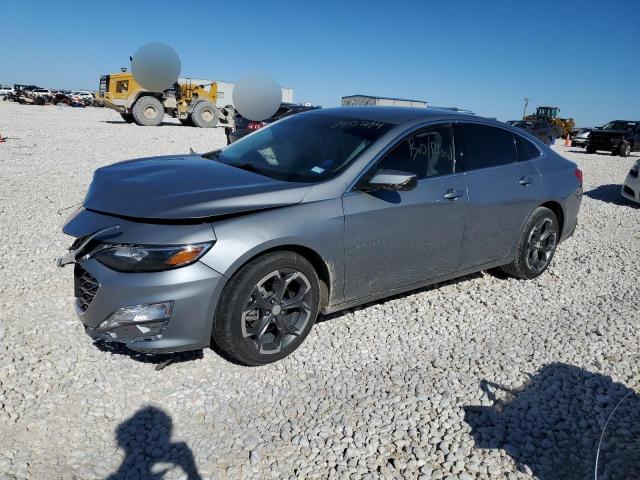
[
  {"left": 377, "top": 124, "right": 454, "bottom": 179},
  {"left": 515, "top": 135, "right": 540, "bottom": 161},
  {"left": 461, "top": 123, "right": 517, "bottom": 170}
]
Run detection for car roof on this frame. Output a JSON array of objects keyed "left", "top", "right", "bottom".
[{"left": 308, "top": 106, "right": 480, "bottom": 125}]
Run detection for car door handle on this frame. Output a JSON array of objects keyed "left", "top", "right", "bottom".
[
  {"left": 443, "top": 189, "right": 464, "bottom": 200},
  {"left": 518, "top": 177, "right": 532, "bottom": 186}
]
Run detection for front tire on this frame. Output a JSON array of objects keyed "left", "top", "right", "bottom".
[
  {"left": 502, "top": 207, "right": 559, "bottom": 280},
  {"left": 212, "top": 252, "right": 321, "bottom": 365},
  {"left": 132, "top": 96, "right": 164, "bottom": 126},
  {"left": 191, "top": 101, "right": 219, "bottom": 128},
  {"left": 618, "top": 142, "right": 631, "bottom": 157}
]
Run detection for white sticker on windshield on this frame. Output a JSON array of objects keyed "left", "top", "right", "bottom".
[{"left": 310, "top": 166, "right": 325, "bottom": 174}]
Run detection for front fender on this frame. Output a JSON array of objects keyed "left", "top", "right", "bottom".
[{"left": 199, "top": 199, "right": 345, "bottom": 307}]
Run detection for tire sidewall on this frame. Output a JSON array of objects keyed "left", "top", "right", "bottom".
[
  {"left": 191, "top": 101, "right": 218, "bottom": 128},
  {"left": 515, "top": 207, "right": 559, "bottom": 280},
  {"left": 132, "top": 96, "right": 163, "bottom": 126},
  {"left": 214, "top": 252, "right": 320, "bottom": 365},
  {"left": 619, "top": 142, "right": 631, "bottom": 157}
]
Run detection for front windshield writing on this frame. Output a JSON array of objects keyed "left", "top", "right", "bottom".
[{"left": 211, "top": 114, "right": 393, "bottom": 182}]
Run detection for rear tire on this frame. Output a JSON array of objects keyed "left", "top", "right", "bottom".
[
  {"left": 191, "top": 101, "right": 219, "bottom": 128},
  {"left": 501, "top": 207, "right": 559, "bottom": 280},
  {"left": 212, "top": 251, "right": 320, "bottom": 366},
  {"left": 132, "top": 96, "right": 163, "bottom": 126},
  {"left": 120, "top": 112, "right": 134, "bottom": 123}
]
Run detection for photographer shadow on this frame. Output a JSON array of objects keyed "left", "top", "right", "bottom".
[
  {"left": 108, "top": 406, "right": 202, "bottom": 480},
  {"left": 464, "top": 363, "right": 639, "bottom": 480}
]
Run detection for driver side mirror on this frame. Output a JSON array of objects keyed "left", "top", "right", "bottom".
[{"left": 361, "top": 169, "right": 418, "bottom": 192}]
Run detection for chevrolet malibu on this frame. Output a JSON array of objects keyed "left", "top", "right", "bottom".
[{"left": 58, "top": 107, "right": 582, "bottom": 365}]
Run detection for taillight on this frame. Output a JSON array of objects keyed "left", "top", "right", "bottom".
[
  {"left": 574, "top": 168, "right": 583, "bottom": 184},
  {"left": 247, "top": 121, "right": 264, "bottom": 131}
]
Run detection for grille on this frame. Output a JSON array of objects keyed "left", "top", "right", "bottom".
[{"left": 74, "top": 264, "right": 100, "bottom": 312}]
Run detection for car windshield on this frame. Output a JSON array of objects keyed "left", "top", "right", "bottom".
[
  {"left": 602, "top": 121, "right": 635, "bottom": 131},
  {"left": 208, "top": 114, "right": 393, "bottom": 182}
]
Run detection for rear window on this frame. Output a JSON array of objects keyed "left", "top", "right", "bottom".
[{"left": 461, "top": 123, "right": 517, "bottom": 170}]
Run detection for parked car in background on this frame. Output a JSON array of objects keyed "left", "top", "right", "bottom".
[
  {"left": 69, "top": 91, "right": 94, "bottom": 100},
  {"left": 227, "top": 103, "right": 320, "bottom": 144},
  {"left": 509, "top": 120, "right": 555, "bottom": 145},
  {"left": 621, "top": 159, "right": 640, "bottom": 205},
  {"left": 587, "top": 120, "right": 640, "bottom": 157},
  {"left": 571, "top": 128, "right": 591, "bottom": 147},
  {"left": 0, "top": 86, "right": 14, "bottom": 96},
  {"left": 31, "top": 88, "right": 52, "bottom": 97},
  {"left": 58, "top": 107, "right": 582, "bottom": 365}
]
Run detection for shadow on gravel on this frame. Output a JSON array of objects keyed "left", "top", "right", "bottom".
[
  {"left": 108, "top": 406, "right": 202, "bottom": 480},
  {"left": 464, "top": 363, "right": 639, "bottom": 480},
  {"left": 94, "top": 340, "right": 204, "bottom": 370},
  {"left": 584, "top": 184, "right": 639, "bottom": 207}
]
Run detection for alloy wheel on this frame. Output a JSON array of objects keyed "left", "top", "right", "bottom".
[
  {"left": 525, "top": 217, "right": 557, "bottom": 273},
  {"left": 241, "top": 269, "right": 313, "bottom": 354}
]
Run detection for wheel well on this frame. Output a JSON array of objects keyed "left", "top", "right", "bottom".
[
  {"left": 236, "top": 245, "right": 331, "bottom": 308},
  {"left": 540, "top": 201, "right": 564, "bottom": 237}
]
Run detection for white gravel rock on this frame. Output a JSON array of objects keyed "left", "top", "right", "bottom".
[{"left": 0, "top": 102, "right": 638, "bottom": 479}]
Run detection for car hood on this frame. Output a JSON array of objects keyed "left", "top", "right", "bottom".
[{"left": 83, "top": 154, "right": 312, "bottom": 220}]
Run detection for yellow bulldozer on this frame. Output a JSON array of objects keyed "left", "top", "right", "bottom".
[
  {"left": 98, "top": 71, "right": 229, "bottom": 127},
  {"left": 524, "top": 106, "right": 574, "bottom": 139}
]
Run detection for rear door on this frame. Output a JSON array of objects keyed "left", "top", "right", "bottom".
[
  {"left": 343, "top": 123, "right": 468, "bottom": 300},
  {"left": 455, "top": 123, "right": 542, "bottom": 269}
]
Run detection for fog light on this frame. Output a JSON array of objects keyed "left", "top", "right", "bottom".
[{"left": 99, "top": 301, "right": 173, "bottom": 331}]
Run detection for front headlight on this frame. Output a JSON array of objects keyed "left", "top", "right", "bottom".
[{"left": 92, "top": 242, "right": 213, "bottom": 272}]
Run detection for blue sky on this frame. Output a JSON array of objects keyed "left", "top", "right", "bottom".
[{"left": 1, "top": 0, "right": 639, "bottom": 126}]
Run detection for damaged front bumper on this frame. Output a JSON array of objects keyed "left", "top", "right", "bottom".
[
  {"left": 58, "top": 208, "right": 226, "bottom": 353},
  {"left": 71, "top": 257, "right": 223, "bottom": 353}
]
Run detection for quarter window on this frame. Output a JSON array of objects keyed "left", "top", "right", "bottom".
[
  {"left": 515, "top": 135, "right": 540, "bottom": 161},
  {"left": 461, "top": 123, "right": 517, "bottom": 170},
  {"left": 377, "top": 124, "right": 454, "bottom": 179}
]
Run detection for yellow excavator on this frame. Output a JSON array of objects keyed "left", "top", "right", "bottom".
[
  {"left": 98, "top": 71, "right": 223, "bottom": 127},
  {"left": 524, "top": 106, "right": 575, "bottom": 139}
]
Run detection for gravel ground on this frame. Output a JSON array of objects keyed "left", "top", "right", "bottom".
[{"left": 0, "top": 101, "right": 638, "bottom": 480}]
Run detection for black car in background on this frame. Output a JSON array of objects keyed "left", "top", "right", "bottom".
[
  {"left": 227, "top": 103, "right": 320, "bottom": 144},
  {"left": 587, "top": 120, "right": 640, "bottom": 157},
  {"left": 509, "top": 120, "right": 555, "bottom": 146}
]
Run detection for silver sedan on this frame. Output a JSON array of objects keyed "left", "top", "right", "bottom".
[{"left": 59, "top": 107, "right": 583, "bottom": 365}]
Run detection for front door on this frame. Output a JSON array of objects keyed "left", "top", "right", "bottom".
[{"left": 343, "top": 123, "right": 468, "bottom": 301}]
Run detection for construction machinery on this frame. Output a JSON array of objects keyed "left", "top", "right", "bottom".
[
  {"left": 98, "top": 71, "right": 232, "bottom": 127},
  {"left": 524, "top": 106, "right": 574, "bottom": 139}
]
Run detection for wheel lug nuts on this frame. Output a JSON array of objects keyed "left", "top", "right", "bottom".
[{"left": 270, "top": 298, "right": 276, "bottom": 305}]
